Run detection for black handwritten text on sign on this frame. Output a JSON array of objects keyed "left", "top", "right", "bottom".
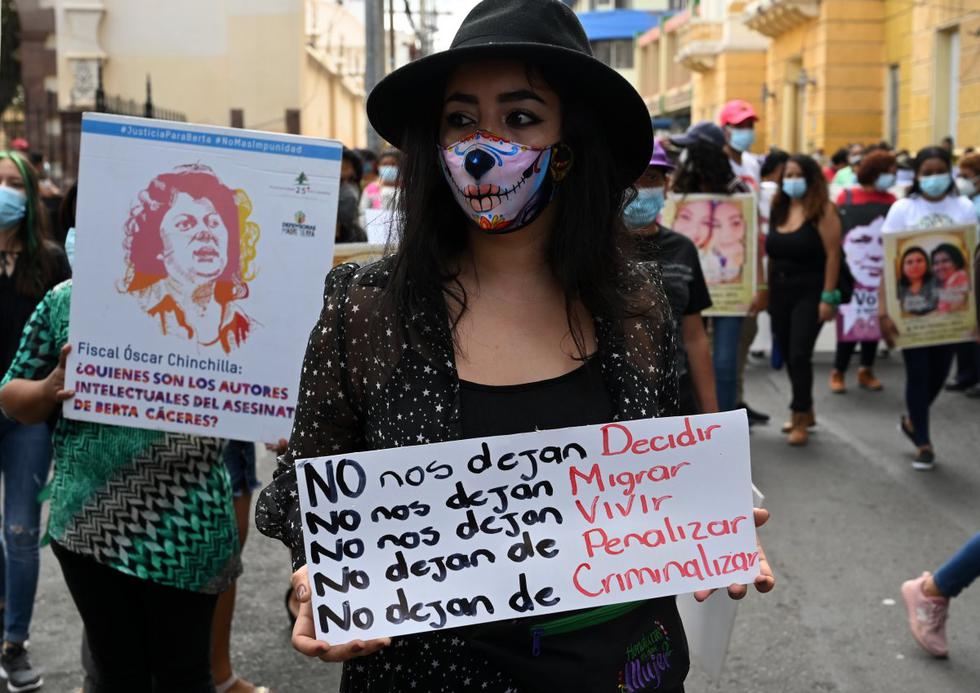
[{"left": 295, "top": 411, "right": 758, "bottom": 641}]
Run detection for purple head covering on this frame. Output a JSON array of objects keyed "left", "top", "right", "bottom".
[{"left": 649, "top": 138, "right": 675, "bottom": 172}]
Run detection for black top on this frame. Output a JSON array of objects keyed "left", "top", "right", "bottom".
[
  {"left": 635, "top": 227, "right": 712, "bottom": 326},
  {"left": 635, "top": 227, "right": 711, "bottom": 414},
  {"left": 459, "top": 357, "right": 614, "bottom": 438},
  {"left": 256, "top": 257, "right": 679, "bottom": 570},
  {"left": 255, "top": 258, "right": 680, "bottom": 693},
  {"left": 0, "top": 246, "right": 71, "bottom": 378},
  {"left": 765, "top": 219, "right": 826, "bottom": 281}
]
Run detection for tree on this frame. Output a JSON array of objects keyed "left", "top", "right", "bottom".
[{"left": 0, "top": 0, "right": 22, "bottom": 115}]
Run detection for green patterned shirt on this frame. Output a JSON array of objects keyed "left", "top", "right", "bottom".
[{"left": 1, "top": 281, "right": 241, "bottom": 593}]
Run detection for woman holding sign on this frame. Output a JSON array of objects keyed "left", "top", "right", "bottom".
[
  {"left": 0, "top": 150, "right": 70, "bottom": 690},
  {"left": 879, "top": 146, "right": 978, "bottom": 470},
  {"left": 256, "top": 2, "right": 773, "bottom": 692}
]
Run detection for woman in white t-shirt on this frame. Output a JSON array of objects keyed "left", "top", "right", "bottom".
[{"left": 879, "top": 146, "right": 977, "bottom": 470}]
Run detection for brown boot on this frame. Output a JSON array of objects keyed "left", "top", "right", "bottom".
[
  {"left": 829, "top": 370, "right": 846, "bottom": 394},
  {"left": 787, "top": 411, "right": 809, "bottom": 446},
  {"left": 857, "top": 367, "right": 883, "bottom": 391},
  {"left": 781, "top": 408, "right": 815, "bottom": 433}
]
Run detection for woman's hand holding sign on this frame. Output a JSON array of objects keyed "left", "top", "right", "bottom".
[
  {"left": 693, "top": 507, "right": 775, "bottom": 602},
  {"left": 0, "top": 344, "right": 74, "bottom": 426},
  {"left": 44, "top": 344, "right": 76, "bottom": 405},
  {"left": 290, "top": 564, "right": 391, "bottom": 662}
]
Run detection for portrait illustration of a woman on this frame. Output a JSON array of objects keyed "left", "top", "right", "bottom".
[
  {"left": 931, "top": 242, "right": 969, "bottom": 314},
  {"left": 897, "top": 245, "right": 939, "bottom": 316},
  {"left": 672, "top": 198, "right": 746, "bottom": 284},
  {"left": 121, "top": 164, "right": 259, "bottom": 353}
]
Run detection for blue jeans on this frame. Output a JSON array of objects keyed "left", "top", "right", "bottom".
[
  {"left": 934, "top": 533, "right": 980, "bottom": 599},
  {"left": 0, "top": 417, "right": 51, "bottom": 643},
  {"left": 222, "top": 440, "right": 259, "bottom": 498},
  {"left": 712, "top": 316, "right": 744, "bottom": 412}
]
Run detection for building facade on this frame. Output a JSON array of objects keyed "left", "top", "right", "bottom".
[
  {"left": 9, "top": 0, "right": 370, "bottom": 183},
  {"left": 635, "top": 0, "right": 980, "bottom": 154}
]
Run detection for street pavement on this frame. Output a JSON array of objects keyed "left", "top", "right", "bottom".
[{"left": 26, "top": 352, "right": 980, "bottom": 692}]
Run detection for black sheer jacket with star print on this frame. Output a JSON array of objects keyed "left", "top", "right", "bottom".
[{"left": 255, "top": 257, "right": 679, "bottom": 570}]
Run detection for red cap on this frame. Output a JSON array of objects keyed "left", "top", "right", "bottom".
[{"left": 719, "top": 100, "right": 758, "bottom": 127}]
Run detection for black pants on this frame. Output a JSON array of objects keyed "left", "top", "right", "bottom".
[
  {"left": 833, "top": 340, "right": 877, "bottom": 372},
  {"left": 52, "top": 541, "right": 218, "bottom": 693},
  {"left": 902, "top": 344, "right": 956, "bottom": 447},
  {"left": 769, "top": 277, "right": 824, "bottom": 412},
  {"left": 951, "top": 342, "right": 978, "bottom": 386}
]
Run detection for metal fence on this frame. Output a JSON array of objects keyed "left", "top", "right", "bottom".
[{"left": 0, "top": 90, "right": 186, "bottom": 188}]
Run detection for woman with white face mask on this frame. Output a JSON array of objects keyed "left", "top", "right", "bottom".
[
  {"left": 0, "top": 150, "right": 71, "bottom": 691},
  {"left": 255, "top": 2, "right": 774, "bottom": 691},
  {"left": 879, "top": 147, "right": 979, "bottom": 470}
]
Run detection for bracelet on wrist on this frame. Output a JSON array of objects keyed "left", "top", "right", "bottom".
[{"left": 820, "top": 289, "right": 842, "bottom": 306}]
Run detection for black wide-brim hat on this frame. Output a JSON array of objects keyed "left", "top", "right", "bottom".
[{"left": 367, "top": 0, "right": 653, "bottom": 189}]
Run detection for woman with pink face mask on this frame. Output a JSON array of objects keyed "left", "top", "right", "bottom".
[{"left": 255, "top": 2, "right": 774, "bottom": 692}]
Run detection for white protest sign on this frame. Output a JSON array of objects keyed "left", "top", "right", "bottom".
[
  {"left": 296, "top": 411, "right": 758, "bottom": 641},
  {"left": 66, "top": 113, "right": 341, "bottom": 441}
]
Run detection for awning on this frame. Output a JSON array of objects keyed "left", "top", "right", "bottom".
[{"left": 577, "top": 9, "right": 663, "bottom": 42}]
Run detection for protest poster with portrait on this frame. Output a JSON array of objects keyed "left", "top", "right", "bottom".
[
  {"left": 883, "top": 225, "right": 977, "bottom": 349},
  {"left": 65, "top": 113, "right": 341, "bottom": 441},
  {"left": 836, "top": 199, "right": 889, "bottom": 342},
  {"left": 296, "top": 411, "right": 759, "bottom": 647},
  {"left": 661, "top": 193, "right": 758, "bottom": 316}
]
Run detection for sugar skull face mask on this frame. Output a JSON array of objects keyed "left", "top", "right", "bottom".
[{"left": 439, "top": 130, "right": 571, "bottom": 233}]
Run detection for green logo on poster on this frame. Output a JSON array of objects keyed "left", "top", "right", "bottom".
[
  {"left": 295, "top": 172, "right": 309, "bottom": 186},
  {"left": 295, "top": 211, "right": 307, "bottom": 224}
]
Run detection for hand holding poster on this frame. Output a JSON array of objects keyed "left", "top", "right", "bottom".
[
  {"left": 65, "top": 114, "right": 341, "bottom": 441},
  {"left": 296, "top": 411, "right": 758, "bottom": 642},
  {"left": 660, "top": 194, "right": 758, "bottom": 316},
  {"left": 883, "top": 225, "right": 977, "bottom": 348}
]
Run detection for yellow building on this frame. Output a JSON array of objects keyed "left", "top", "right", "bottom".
[
  {"left": 746, "top": 0, "right": 980, "bottom": 153},
  {"left": 677, "top": 0, "right": 769, "bottom": 150},
  {"left": 637, "top": 10, "right": 696, "bottom": 130},
  {"left": 884, "top": 0, "right": 980, "bottom": 151},
  {"left": 649, "top": 0, "right": 980, "bottom": 155}
]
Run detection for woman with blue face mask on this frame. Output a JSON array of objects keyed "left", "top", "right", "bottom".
[
  {"left": 0, "top": 150, "right": 71, "bottom": 690},
  {"left": 766, "top": 155, "right": 842, "bottom": 446},
  {"left": 628, "top": 139, "right": 716, "bottom": 417},
  {"left": 879, "top": 146, "right": 978, "bottom": 470},
  {"left": 360, "top": 148, "right": 402, "bottom": 213}
]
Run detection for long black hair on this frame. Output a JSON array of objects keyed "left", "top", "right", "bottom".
[
  {"left": 899, "top": 246, "right": 933, "bottom": 287},
  {"left": 770, "top": 154, "right": 830, "bottom": 229},
  {"left": 385, "top": 60, "right": 640, "bottom": 357},
  {"left": 932, "top": 242, "right": 966, "bottom": 271},
  {"left": 671, "top": 140, "right": 736, "bottom": 194},
  {"left": 908, "top": 146, "right": 956, "bottom": 198}
]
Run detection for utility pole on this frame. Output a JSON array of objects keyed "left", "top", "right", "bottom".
[
  {"left": 364, "top": 0, "right": 385, "bottom": 150},
  {"left": 388, "top": 0, "right": 397, "bottom": 73},
  {"left": 418, "top": 0, "right": 431, "bottom": 57}
]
